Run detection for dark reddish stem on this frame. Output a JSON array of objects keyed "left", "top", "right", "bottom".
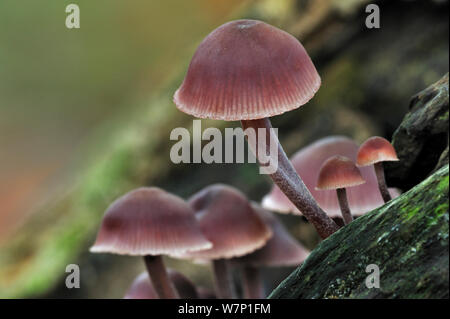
[
  {"left": 241, "top": 118, "right": 339, "bottom": 239},
  {"left": 144, "top": 255, "right": 179, "bottom": 299},
  {"left": 374, "top": 162, "right": 392, "bottom": 203},
  {"left": 336, "top": 188, "right": 353, "bottom": 225},
  {"left": 241, "top": 266, "right": 264, "bottom": 299},
  {"left": 212, "top": 259, "right": 235, "bottom": 299}
]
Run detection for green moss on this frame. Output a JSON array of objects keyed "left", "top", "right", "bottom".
[
  {"left": 439, "top": 110, "right": 449, "bottom": 121},
  {"left": 437, "top": 175, "right": 449, "bottom": 192},
  {"left": 270, "top": 165, "right": 449, "bottom": 299}
]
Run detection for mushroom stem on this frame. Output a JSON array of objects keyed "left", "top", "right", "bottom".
[
  {"left": 374, "top": 162, "right": 392, "bottom": 203},
  {"left": 241, "top": 118, "right": 339, "bottom": 239},
  {"left": 336, "top": 188, "right": 353, "bottom": 224},
  {"left": 144, "top": 255, "right": 179, "bottom": 299},
  {"left": 241, "top": 266, "right": 264, "bottom": 299},
  {"left": 212, "top": 259, "right": 235, "bottom": 299}
]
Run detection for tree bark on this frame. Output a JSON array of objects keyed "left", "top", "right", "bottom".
[{"left": 269, "top": 165, "right": 449, "bottom": 299}]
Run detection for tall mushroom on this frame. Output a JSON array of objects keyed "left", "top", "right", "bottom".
[
  {"left": 173, "top": 19, "right": 338, "bottom": 239},
  {"left": 262, "top": 136, "right": 400, "bottom": 217},
  {"left": 316, "top": 156, "right": 365, "bottom": 224},
  {"left": 90, "top": 187, "right": 212, "bottom": 299},
  {"left": 356, "top": 136, "right": 399, "bottom": 202},
  {"left": 232, "top": 203, "right": 309, "bottom": 298},
  {"left": 174, "top": 184, "right": 272, "bottom": 299}
]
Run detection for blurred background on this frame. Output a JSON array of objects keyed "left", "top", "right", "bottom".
[{"left": 0, "top": 0, "right": 448, "bottom": 298}]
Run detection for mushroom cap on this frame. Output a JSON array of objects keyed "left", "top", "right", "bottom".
[
  {"left": 174, "top": 19, "right": 320, "bottom": 121},
  {"left": 124, "top": 269, "right": 198, "bottom": 299},
  {"left": 356, "top": 136, "right": 399, "bottom": 166},
  {"left": 175, "top": 184, "right": 272, "bottom": 260},
  {"left": 90, "top": 187, "right": 212, "bottom": 256},
  {"left": 262, "top": 136, "right": 401, "bottom": 217},
  {"left": 124, "top": 272, "right": 159, "bottom": 299},
  {"left": 316, "top": 156, "right": 365, "bottom": 190},
  {"left": 232, "top": 203, "right": 309, "bottom": 267}
]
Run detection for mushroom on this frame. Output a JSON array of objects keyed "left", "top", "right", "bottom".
[
  {"left": 174, "top": 184, "right": 272, "bottom": 299},
  {"left": 316, "top": 156, "right": 365, "bottom": 224},
  {"left": 124, "top": 272, "right": 159, "bottom": 299},
  {"left": 124, "top": 269, "right": 199, "bottom": 299},
  {"left": 232, "top": 203, "right": 310, "bottom": 298},
  {"left": 90, "top": 187, "right": 212, "bottom": 299},
  {"left": 173, "top": 19, "right": 338, "bottom": 239},
  {"left": 356, "top": 136, "right": 399, "bottom": 203},
  {"left": 262, "top": 136, "right": 400, "bottom": 217}
]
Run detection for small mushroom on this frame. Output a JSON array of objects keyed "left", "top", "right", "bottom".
[
  {"left": 124, "top": 269, "right": 198, "bottom": 299},
  {"left": 262, "top": 136, "right": 400, "bottom": 217},
  {"left": 90, "top": 187, "right": 212, "bottom": 299},
  {"left": 124, "top": 272, "right": 159, "bottom": 299},
  {"left": 232, "top": 203, "right": 310, "bottom": 298},
  {"left": 174, "top": 19, "right": 338, "bottom": 239},
  {"left": 316, "top": 156, "right": 365, "bottom": 224},
  {"left": 356, "top": 136, "right": 399, "bottom": 203},
  {"left": 174, "top": 184, "right": 272, "bottom": 299}
]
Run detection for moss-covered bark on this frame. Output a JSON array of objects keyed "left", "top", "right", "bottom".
[
  {"left": 385, "top": 74, "right": 449, "bottom": 190},
  {"left": 269, "top": 164, "right": 449, "bottom": 299}
]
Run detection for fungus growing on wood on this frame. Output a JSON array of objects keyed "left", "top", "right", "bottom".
[
  {"left": 174, "top": 19, "right": 338, "bottom": 239},
  {"left": 357, "top": 136, "right": 399, "bottom": 202},
  {"left": 316, "top": 156, "right": 365, "bottom": 224}
]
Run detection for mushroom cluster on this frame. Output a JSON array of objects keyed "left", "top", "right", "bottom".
[
  {"left": 91, "top": 184, "right": 309, "bottom": 299},
  {"left": 90, "top": 19, "right": 400, "bottom": 299},
  {"left": 262, "top": 136, "right": 400, "bottom": 223}
]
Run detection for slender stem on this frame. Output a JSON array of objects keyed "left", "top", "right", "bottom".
[
  {"left": 241, "top": 266, "right": 264, "bottom": 299},
  {"left": 241, "top": 118, "right": 339, "bottom": 239},
  {"left": 374, "top": 162, "right": 392, "bottom": 203},
  {"left": 144, "top": 255, "right": 179, "bottom": 299},
  {"left": 336, "top": 188, "right": 353, "bottom": 224},
  {"left": 212, "top": 259, "right": 235, "bottom": 299}
]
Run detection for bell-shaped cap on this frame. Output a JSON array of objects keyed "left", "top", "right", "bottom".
[
  {"left": 316, "top": 156, "right": 365, "bottom": 190},
  {"left": 174, "top": 19, "right": 320, "bottom": 121},
  {"left": 90, "top": 187, "right": 212, "bottom": 256},
  {"left": 262, "top": 136, "right": 400, "bottom": 217},
  {"left": 124, "top": 269, "right": 198, "bottom": 299},
  {"left": 356, "top": 136, "right": 399, "bottom": 167},
  {"left": 232, "top": 203, "right": 309, "bottom": 267},
  {"left": 177, "top": 184, "right": 272, "bottom": 260}
]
